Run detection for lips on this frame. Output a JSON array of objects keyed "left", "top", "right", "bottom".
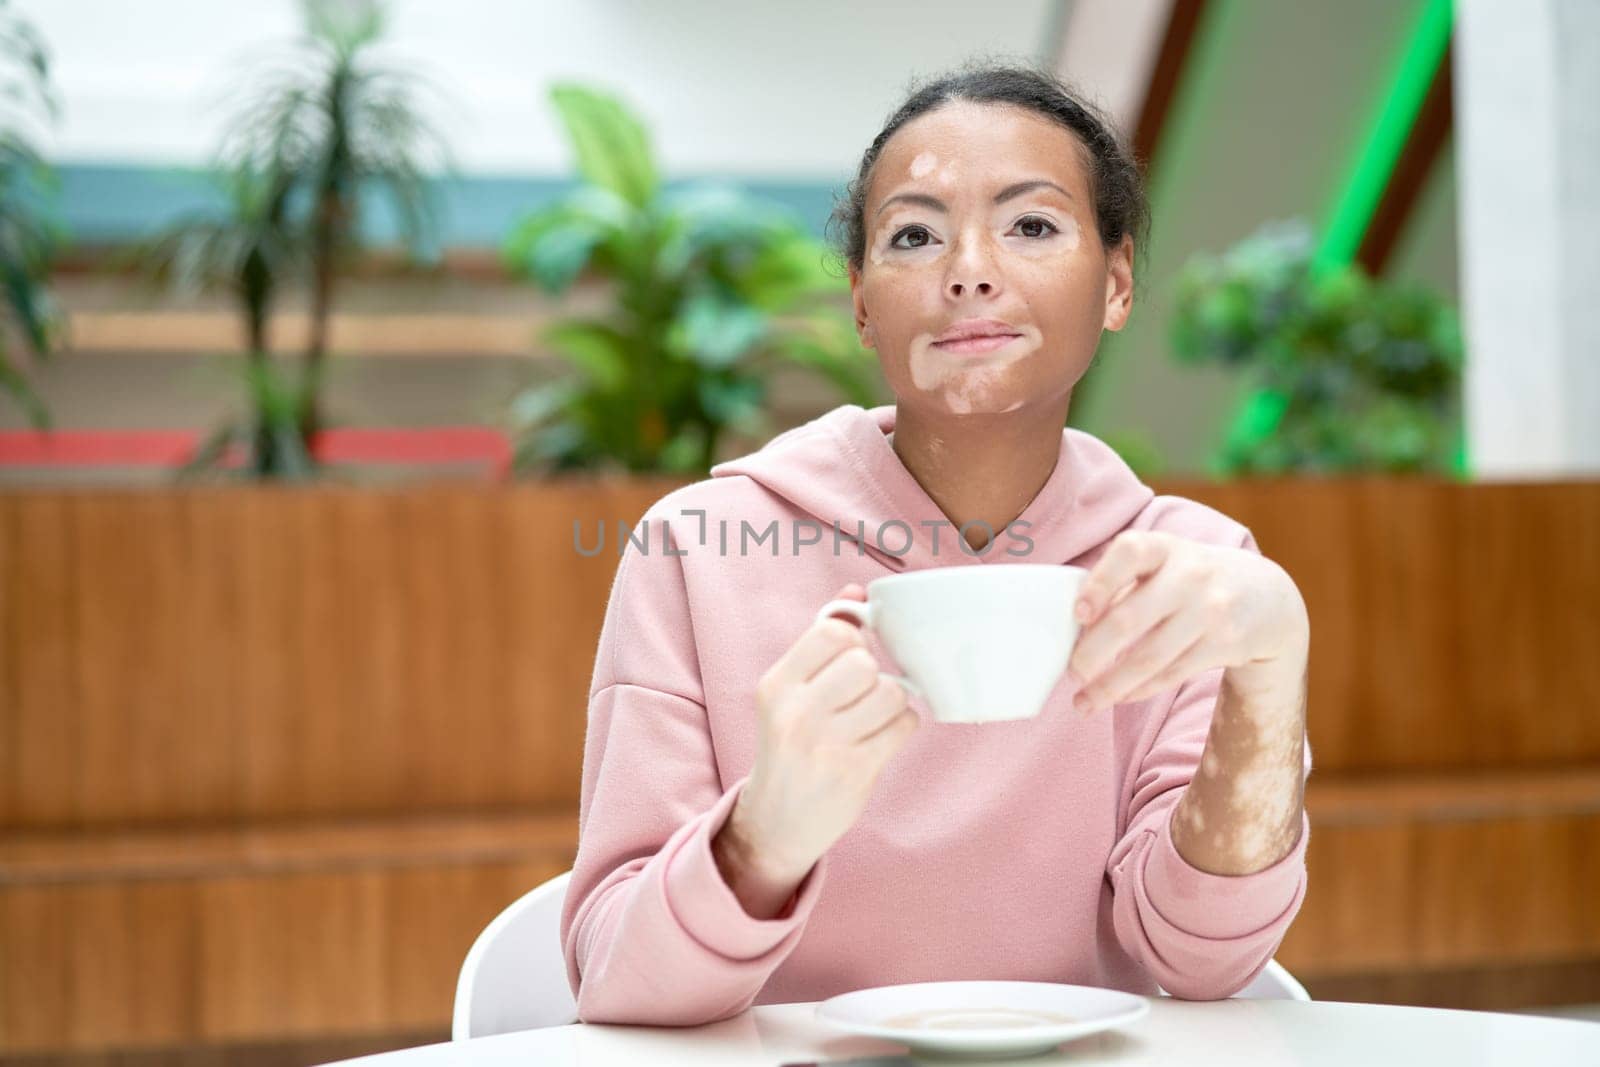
[
  {"left": 932, "top": 317, "right": 1023, "bottom": 345},
  {"left": 932, "top": 333, "right": 1022, "bottom": 354}
]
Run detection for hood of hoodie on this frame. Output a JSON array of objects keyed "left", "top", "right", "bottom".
[{"left": 708, "top": 404, "right": 1154, "bottom": 572}]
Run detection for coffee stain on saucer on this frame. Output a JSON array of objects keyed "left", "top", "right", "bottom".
[{"left": 881, "top": 1007, "right": 1077, "bottom": 1030}]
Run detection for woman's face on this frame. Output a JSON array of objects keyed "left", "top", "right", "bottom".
[{"left": 849, "top": 101, "right": 1133, "bottom": 417}]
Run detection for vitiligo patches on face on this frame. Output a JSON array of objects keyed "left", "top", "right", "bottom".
[
  {"left": 907, "top": 329, "right": 1041, "bottom": 415},
  {"left": 909, "top": 151, "right": 938, "bottom": 179},
  {"left": 1058, "top": 214, "right": 1082, "bottom": 253}
]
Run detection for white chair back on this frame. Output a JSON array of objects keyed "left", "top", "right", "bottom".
[
  {"left": 1237, "top": 959, "right": 1312, "bottom": 1001},
  {"left": 452, "top": 867, "right": 1309, "bottom": 1040},
  {"left": 1159, "top": 959, "right": 1310, "bottom": 1001},
  {"left": 452, "top": 870, "right": 578, "bottom": 1040}
]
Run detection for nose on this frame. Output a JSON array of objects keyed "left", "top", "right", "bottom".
[{"left": 944, "top": 231, "right": 1000, "bottom": 299}]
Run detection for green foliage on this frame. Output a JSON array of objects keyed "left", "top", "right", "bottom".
[
  {"left": 1171, "top": 220, "right": 1464, "bottom": 476},
  {"left": 177, "top": 356, "right": 321, "bottom": 481},
  {"left": 141, "top": 0, "right": 447, "bottom": 479},
  {"left": 133, "top": 167, "right": 306, "bottom": 478},
  {"left": 220, "top": 0, "right": 447, "bottom": 266},
  {"left": 136, "top": 168, "right": 301, "bottom": 342},
  {"left": 502, "top": 83, "right": 879, "bottom": 476},
  {"left": 0, "top": 0, "right": 63, "bottom": 429}
]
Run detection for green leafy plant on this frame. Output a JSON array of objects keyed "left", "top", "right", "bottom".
[
  {"left": 137, "top": 166, "right": 307, "bottom": 477},
  {"left": 502, "top": 84, "right": 880, "bottom": 476},
  {"left": 0, "top": 0, "right": 64, "bottom": 429},
  {"left": 142, "top": 0, "right": 449, "bottom": 478},
  {"left": 1171, "top": 219, "right": 1464, "bottom": 476},
  {"left": 177, "top": 355, "right": 321, "bottom": 481}
]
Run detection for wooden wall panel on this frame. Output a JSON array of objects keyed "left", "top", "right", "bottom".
[
  {"left": 5, "top": 494, "right": 81, "bottom": 827},
  {"left": 2, "top": 480, "right": 1598, "bottom": 829},
  {"left": 1304, "top": 958, "right": 1600, "bottom": 1013},
  {"left": 1167, "top": 480, "right": 1600, "bottom": 772},
  {"left": 74, "top": 493, "right": 222, "bottom": 824},
  {"left": 0, "top": 497, "right": 12, "bottom": 827},
  {"left": 0, "top": 845, "right": 570, "bottom": 1053},
  {"left": 1281, "top": 771, "right": 1600, "bottom": 975},
  {"left": 3, "top": 478, "right": 1595, "bottom": 1051},
  {"left": 395, "top": 489, "right": 511, "bottom": 811},
  {"left": 184, "top": 491, "right": 253, "bottom": 824},
  {"left": 9, "top": 791, "right": 1597, "bottom": 1051},
  {"left": 0, "top": 482, "right": 674, "bottom": 831},
  {"left": 232, "top": 490, "right": 300, "bottom": 823},
  {"left": 0, "top": 874, "right": 71, "bottom": 1048}
]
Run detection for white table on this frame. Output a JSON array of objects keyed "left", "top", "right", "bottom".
[{"left": 320, "top": 997, "right": 1600, "bottom": 1066}]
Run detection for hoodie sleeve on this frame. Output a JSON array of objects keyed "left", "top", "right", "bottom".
[
  {"left": 560, "top": 513, "right": 827, "bottom": 1026},
  {"left": 1104, "top": 527, "right": 1312, "bottom": 1000}
]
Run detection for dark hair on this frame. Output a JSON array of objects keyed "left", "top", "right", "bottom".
[{"left": 826, "top": 60, "right": 1150, "bottom": 284}]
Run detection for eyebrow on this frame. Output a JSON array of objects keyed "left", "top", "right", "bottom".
[{"left": 873, "top": 179, "right": 1074, "bottom": 220}]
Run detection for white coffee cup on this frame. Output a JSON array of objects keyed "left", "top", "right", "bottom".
[{"left": 813, "top": 564, "right": 1088, "bottom": 724}]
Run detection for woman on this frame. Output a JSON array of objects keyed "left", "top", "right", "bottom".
[{"left": 560, "top": 61, "right": 1312, "bottom": 1026}]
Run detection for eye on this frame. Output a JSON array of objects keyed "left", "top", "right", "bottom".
[
  {"left": 887, "top": 215, "right": 1061, "bottom": 250},
  {"left": 888, "top": 224, "right": 933, "bottom": 250},
  {"left": 1015, "top": 215, "right": 1059, "bottom": 239}
]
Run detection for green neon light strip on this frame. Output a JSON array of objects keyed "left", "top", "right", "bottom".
[
  {"left": 1313, "top": 0, "right": 1468, "bottom": 479},
  {"left": 1312, "top": 0, "right": 1454, "bottom": 275}
]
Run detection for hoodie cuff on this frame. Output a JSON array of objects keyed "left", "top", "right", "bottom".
[
  {"left": 662, "top": 777, "right": 827, "bottom": 960},
  {"left": 1143, "top": 805, "right": 1310, "bottom": 941}
]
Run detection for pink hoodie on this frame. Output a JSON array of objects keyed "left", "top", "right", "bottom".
[{"left": 561, "top": 403, "right": 1311, "bottom": 1025}]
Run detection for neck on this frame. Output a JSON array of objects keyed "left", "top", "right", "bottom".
[{"left": 889, "top": 400, "right": 1070, "bottom": 551}]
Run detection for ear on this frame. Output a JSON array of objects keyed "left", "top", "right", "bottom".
[
  {"left": 1101, "top": 235, "right": 1134, "bottom": 332},
  {"left": 849, "top": 262, "right": 876, "bottom": 349}
]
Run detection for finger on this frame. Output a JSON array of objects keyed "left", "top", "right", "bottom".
[
  {"left": 1075, "top": 533, "right": 1173, "bottom": 625},
  {"left": 1117, "top": 634, "right": 1219, "bottom": 706},
  {"left": 767, "top": 617, "right": 865, "bottom": 694},
  {"left": 1069, "top": 566, "right": 1184, "bottom": 686},
  {"left": 860, "top": 704, "right": 921, "bottom": 759},
  {"left": 1076, "top": 608, "right": 1206, "bottom": 713},
  {"left": 841, "top": 583, "right": 867, "bottom": 601},
  {"left": 804, "top": 644, "right": 882, "bottom": 710},
  {"left": 829, "top": 675, "right": 909, "bottom": 744}
]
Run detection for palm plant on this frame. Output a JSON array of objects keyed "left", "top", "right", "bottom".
[
  {"left": 149, "top": 0, "right": 448, "bottom": 478},
  {"left": 139, "top": 166, "right": 312, "bottom": 477},
  {"left": 223, "top": 0, "right": 447, "bottom": 440},
  {"left": 503, "top": 84, "right": 880, "bottom": 476},
  {"left": 0, "top": 0, "right": 63, "bottom": 429}
]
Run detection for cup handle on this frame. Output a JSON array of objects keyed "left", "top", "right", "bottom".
[
  {"left": 812, "top": 599, "right": 926, "bottom": 702},
  {"left": 815, "top": 598, "right": 870, "bottom": 627}
]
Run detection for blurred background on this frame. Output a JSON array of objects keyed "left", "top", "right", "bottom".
[{"left": 0, "top": 0, "right": 1596, "bottom": 1063}]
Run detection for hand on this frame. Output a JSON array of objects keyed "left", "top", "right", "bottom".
[
  {"left": 1066, "top": 531, "right": 1309, "bottom": 715},
  {"left": 730, "top": 582, "right": 921, "bottom": 883}
]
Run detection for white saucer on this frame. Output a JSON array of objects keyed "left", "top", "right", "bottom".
[{"left": 814, "top": 980, "right": 1150, "bottom": 1060}]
